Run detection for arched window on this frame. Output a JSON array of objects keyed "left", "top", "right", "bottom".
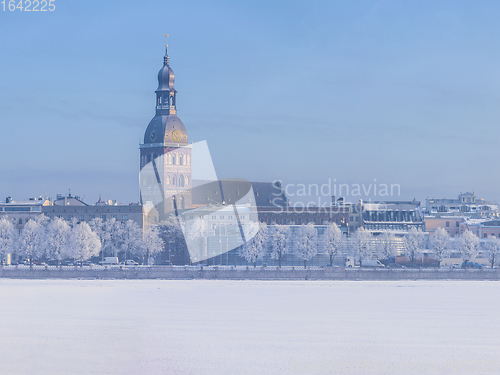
[
  {"left": 172, "top": 176, "right": 176, "bottom": 186},
  {"left": 172, "top": 155, "right": 176, "bottom": 165},
  {"left": 179, "top": 155, "right": 184, "bottom": 165},
  {"left": 166, "top": 176, "right": 171, "bottom": 185},
  {"left": 180, "top": 197, "right": 185, "bottom": 209},
  {"left": 180, "top": 174, "right": 184, "bottom": 187},
  {"left": 185, "top": 176, "right": 189, "bottom": 186}
]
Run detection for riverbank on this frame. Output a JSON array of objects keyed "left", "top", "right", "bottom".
[{"left": 1, "top": 265, "right": 499, "bottom": 280}]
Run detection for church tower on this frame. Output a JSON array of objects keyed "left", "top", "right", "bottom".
[{"left": 140, "top": 41, "right": 192, "bottom": 219}]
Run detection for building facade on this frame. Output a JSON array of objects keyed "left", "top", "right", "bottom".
[
  {"left": 42, "top": 194, "right": 144, "bottom": 228},
  {"left": 424, "top": 216, "right": 463, "bottom": 237},
  {"left": 425, "top": 192, "right": 498, "bottom": 218},
  {"left": 0, "top": 197, "right": 49, "bottom": 231}
]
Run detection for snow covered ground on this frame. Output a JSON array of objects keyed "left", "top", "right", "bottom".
[{"left": 0, "top": 280, "right": 499, "bottom": 375}]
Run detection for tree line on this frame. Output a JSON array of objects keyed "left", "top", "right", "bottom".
[
  {"left": 238, "top": 222, "right": 500, "bottom": 268},
  {"left": 2, "top": 216, "right": 498, "bottom": 268},
  {"left": 0, "top": 215, "right": 164, "bottom": 266}
]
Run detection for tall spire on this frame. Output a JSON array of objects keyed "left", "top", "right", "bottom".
[
  {"left": 155, "top": 35, "right": 176, "bottom": 115},
  {"left": 164, "top": 34, "right": 169, "bottom": 66}
]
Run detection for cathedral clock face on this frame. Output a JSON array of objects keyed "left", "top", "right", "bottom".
[
  {"left": 150, "top": 131, "right": 157, "bottom": 142},
  {"left": 172, "top": 130, "right": 181, "bottom": 142}
]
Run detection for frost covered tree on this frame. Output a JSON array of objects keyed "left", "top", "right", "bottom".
[
  {"left": 0, "top": 218, "right": 16, "bottom": 263},
  {"left": 376, "top": 232, "right": 397, "bottom": 260},
  {"left": 483, "top": 235, "right": 500, "bottom": 268},
  {"left": 120, "top": 220, "right": 143, "bottom": 262},
  {"left": 90, "top": 218, "right": 128, "bottom": 257},
  {"left": 340, "top": 235, "right": 351, "bottom": 262},
  {"left": 403, "top": 227, "right": 425, "bottom": 266},
  {"left": 36, "top": 214, "right": 50, "bottom": 227},
  {"left": 89, "top": 218, "right": 111, "bottom": 261},
  {"left": 46, "top": 217, "right": 71, "bottom": 265},
  {"left": 268, "top": 225, "right": 290, "bottom": 268},
  {"left": 352, "top": 227, "right": 372, "bottom": 265},
  {"left": 239, "top": 222, "right": 267, "bottom": 267},
  {"left": 159, "top": 216, "right": 186, "bottom": 265},
  {"left": 323, "top": 222, "right": 342, "bottom": 266},
  {"left": 295, "top": 223, "right": 318, "bottom": 269},
  {"left": 430, "top": 228, "right": 450, "bottom": 265},
  {"left": 18, "top": 218, "right": 47, "bottom": 266},
  {"left": 106, "top": 218, "right": 125, "bottom": 257},
  {"left": 458, "top": 230, "right": 479, "bottom": 268},
  {"left": 141, "top": 225, "right": 164, "bottom": 265},
  {"left": 185, "top": 216, "right": 209, "bottom": 264},
  {"left": 67, "top": 222, "right": 101, "bottom": 262}
]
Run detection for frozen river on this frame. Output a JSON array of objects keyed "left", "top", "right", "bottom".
[{"left": 0, "top": 279, "right": 499, "bottom": 375}]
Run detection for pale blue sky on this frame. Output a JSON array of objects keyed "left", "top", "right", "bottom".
[{"left": 1, "top": 0, "right": 500, "bottom": 204}]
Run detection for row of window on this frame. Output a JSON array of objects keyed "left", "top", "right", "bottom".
[
  {"left": 445, "top": 221, "right": 461, "bottom": 228},
  {"left": 166, "top": 175, "right": 189, "bottom": 187},
  {"left": 13, "top": 214, "right": 130, "bottom": 225},
  {"left": 261, "top": 218, "right": 333, "bottom": 225},
  {"left": 141, "top": 153, "right": 191, "bottom": 166},
  {"left": 363, "top": 211, "right": 419, "bottom": 222},
  {"left": 51, "top": 214, "right": 129, "bottom": 221},
  {"left": 364, "top": 224, "right": 423, "bottom": 230},
  {"left": 157, "top": 93, "right": 176, "bottom": 107},
  {"left": 1, "top": 206, "right": 40, "bottom": 212},
  {"left": 187, "top": 215, "right": 250, "bottom": 221}
]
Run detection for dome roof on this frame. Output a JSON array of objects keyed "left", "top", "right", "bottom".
[
  {"left": 157, "top": 63, "right": 175, "bottom": 91},
  {"left": 144, "top": 114, "right": 188, "bottom": 145}
]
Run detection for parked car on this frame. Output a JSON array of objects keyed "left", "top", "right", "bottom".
[
  {"left": 361, "top": 259, "right": 385, "bottom": 268},
  {"left": 98, "top": 257, "right": 119, "bottom": 265},
  {"left": 388, "top": 263, "right": 406, "bottom": 269},
  {"left": 123, "top": 260, "right": 139, "bottom": 266},
  {"left": 74, "top": 261, "right": 93, "bottom": 267}
]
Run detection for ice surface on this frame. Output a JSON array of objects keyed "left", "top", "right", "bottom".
[{"left": 0, "top": 280, "right": 499, "bottom": 375}]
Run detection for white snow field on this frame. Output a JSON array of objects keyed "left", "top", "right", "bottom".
[{"left": 1, "top": 280, "right": 499, "bottom": 375}]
